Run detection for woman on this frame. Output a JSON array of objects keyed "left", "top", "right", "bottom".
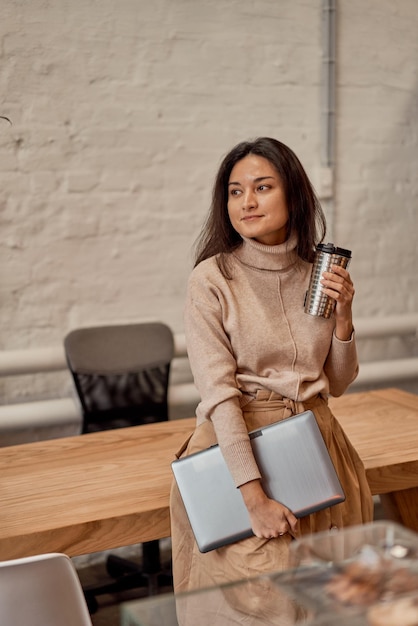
[{"left": 170, "top": 138, "right": 373, "bottom": 621}]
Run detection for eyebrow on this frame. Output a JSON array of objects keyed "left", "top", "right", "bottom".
[{"left": 228, "top": 176, "right": 275, "bottom": 186}]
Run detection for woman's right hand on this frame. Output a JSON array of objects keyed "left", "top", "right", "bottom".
[{"left": 239, "top": 479, "right": 299, "bottom": 539}]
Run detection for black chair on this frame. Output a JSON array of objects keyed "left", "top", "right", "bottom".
[{"left": 64, "top": 322, "right": 175, "bottom": 613}]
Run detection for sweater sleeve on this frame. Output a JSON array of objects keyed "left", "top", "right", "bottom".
[
  {"left": 184, "top": 269, "right": 262, "bottom": 487},
  {"left": 324, "top": 329, "right": 359, "bottom": 397}
]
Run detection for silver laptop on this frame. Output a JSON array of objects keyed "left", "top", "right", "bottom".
[{"left": 172, "top": 410, "right": 345, "bottom": 553}]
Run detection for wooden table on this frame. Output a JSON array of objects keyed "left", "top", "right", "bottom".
[
  {"left": 1, "top": 388, "right": 417, "bottom": 561},
  {"left": 329, "top": 388, "right": 418, "bottom": 532}
]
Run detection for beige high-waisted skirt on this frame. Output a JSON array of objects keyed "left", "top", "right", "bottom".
[{"left": 170, "top": 393, "right": 373, "bottom": 625}]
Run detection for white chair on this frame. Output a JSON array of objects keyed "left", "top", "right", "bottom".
[{"left": 0, "top": 553, "right": 92, "bottom": 626}]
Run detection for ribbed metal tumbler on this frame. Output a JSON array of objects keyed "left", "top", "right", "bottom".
[{"left": 304, "top": 243, "right": 352, "bottom": 319}]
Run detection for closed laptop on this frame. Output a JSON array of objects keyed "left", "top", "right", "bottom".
[{"left": 172, "top": 410, "right": 345, "bottom": 553}]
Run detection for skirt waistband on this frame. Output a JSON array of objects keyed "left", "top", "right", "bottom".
[
  {"left": 242, "top": 391, "right": 327, "bottom": 417},
  {"left": 255, "top": 390, "right": 287, "bottom": 401}
]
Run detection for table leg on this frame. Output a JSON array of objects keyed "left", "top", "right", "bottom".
[{"left": 380, "top": 488, "right": 418, "bottom": 532}]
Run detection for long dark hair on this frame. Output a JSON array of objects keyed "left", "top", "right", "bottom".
[{"left": 194, "top": 137, "right": 326, "bottom": 275}]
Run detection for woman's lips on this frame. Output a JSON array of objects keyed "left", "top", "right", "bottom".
[{"left": 241, "top": 215, "right": 262, "bottom": 221}]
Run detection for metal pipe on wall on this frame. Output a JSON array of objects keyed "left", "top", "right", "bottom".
[
  {"left": 0, "top": 334, "right": 188, "bottom": 377},
  {"left": 318, "top": 0, "right": 337, "bottom": 236},
  {"left": 0, "top": 384, "right": 196, "bottom": 431},
  {"left": 2, "top": 356, "right": 418, "bottom": 436},
  {"left": 1, "top": 315, "right": 417, "bottom": 377},
  {"left": 0, "top": 315, "right": 417, "bottom": 439},
  {"left": 355, "top": 314, "right": 418, "bottom": 339},
  {"left": 321, "top": 0, "right": 336, "bottom": 170}
]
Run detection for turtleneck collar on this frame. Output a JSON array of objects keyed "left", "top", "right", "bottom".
[{"left": 232, "top": 232, "right": 299, "bottom": 271}]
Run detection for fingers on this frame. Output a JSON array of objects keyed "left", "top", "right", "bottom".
[
  {"left": 249, "top": 499, "right": 298, "bottom": 540},
  {"left": 321, "top": 266, "right": 355, "bottom": 306},
  {"left": 322, "top": 266, "right": 352, "bottom": 289},
  {"left": 269, "top": 522, "right": 290, "bottom": 538},
  {"left": 268, "top": 510, "right": 298, "bottom": 540},
  {"left": 256, "top": 520, "right": 291, "bottom": 539},
  {"left": 286, "top": 512, "right": 299, "bottom": 538}
]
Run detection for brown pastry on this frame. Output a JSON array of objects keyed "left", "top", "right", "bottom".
[
  {"left": 324, "top": 554, "right": 418, "bottom": 607},
  {"left": 325, "top": 561, "right": 385, "bottom": 606},
  {"left": 385, "top": 567, "right": 418, "bottom": 598}
]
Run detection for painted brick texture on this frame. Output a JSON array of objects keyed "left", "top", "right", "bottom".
[{"left": 1, "top": 0, "right": 417, "bottom": 403}]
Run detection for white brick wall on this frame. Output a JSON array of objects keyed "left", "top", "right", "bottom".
[{"left": 1, "top": 0, "right": 417, "bottom": 404}]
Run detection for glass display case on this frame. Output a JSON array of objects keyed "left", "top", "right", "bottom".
[
  {"left": 121, "top": 576, "right": 313, "bottom": 626},
  {"left": 276, "top": 521, "right": 418, "bottom": 624},
  {"left": 121, "top": 522, "right": 418, "bottom": 626}
]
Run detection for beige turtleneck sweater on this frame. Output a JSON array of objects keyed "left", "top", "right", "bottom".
[{"left": 184, "top": 234, "right": 358, "bottom": 487}]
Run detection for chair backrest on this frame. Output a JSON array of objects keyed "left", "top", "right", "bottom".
[
  {"left": 64, "top": 322, "right": 175, "bottom": 433},
  {"left": 0, "top": 553, "right": 92, "bottom": 626}
]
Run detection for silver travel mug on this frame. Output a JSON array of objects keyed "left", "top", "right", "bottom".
[{"left": 304, "top": 243, "right": 352, "bottom": 318}]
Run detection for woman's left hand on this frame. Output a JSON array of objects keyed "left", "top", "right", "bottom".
[{"left": 320, "top": 265, "right": 355, "bottom": 341}]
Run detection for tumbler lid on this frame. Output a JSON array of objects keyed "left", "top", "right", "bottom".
[
  {"left": 316, "top": 242, "right": 351, "bottom": 258},
  {"left": 335, "top": 246, "right": 352, "bottom": 258},
  {"left": 316, "top": 242, "right": 336, "bottom": 253}
]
